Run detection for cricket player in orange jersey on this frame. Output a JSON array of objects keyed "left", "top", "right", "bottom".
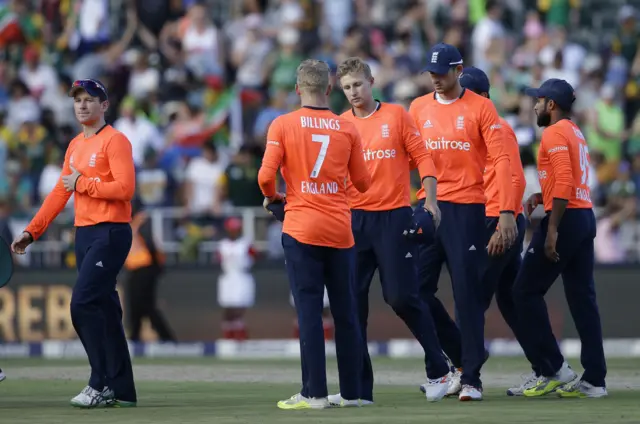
[
  {"left": 259, "top": 59, "right": 372, "bottom": 410},
  {"left": 416, "top": 66, "right": 535, "bottom": 397},
  {"left": 329, "top": 57, "right": 450, "bottom": 405},
  {"left": 11, "top": 79, "right": 137, "bottom": 407},
  {"left": 409, "top": 43, "right": 517, "bottom": 401},
  {"left": 513, "top": 78, "right": 607, "bottom": 398}
]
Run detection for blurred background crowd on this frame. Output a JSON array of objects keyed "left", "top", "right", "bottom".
[{"left": 0, "top": 0, "right": 639, "bottom": 265}]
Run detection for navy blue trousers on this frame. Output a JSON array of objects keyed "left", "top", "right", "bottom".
[
  {"left": 352, "top": 207, "right": 449, "bottom": 401},
  {"left": 416, "top": 201, "right": 488, "bottom": 387},
  {"left": 482, "top": 214, "right": 539, "bottom": 374},
  {"left": 512, "top": 209, "right": 607, "bottom": 387},
  {"left": 282, "top": 232, "right": 362, "bottom": 400},
  {"left": 72, "top": 223, "right": 136, "bottom": 402}
]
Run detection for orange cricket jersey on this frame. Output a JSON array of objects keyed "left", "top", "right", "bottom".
[
  {"left": 484, "top": 117, "right": 525, "bottom": 217},
  {"left": 25, "top": 125, "right": 136, "bottom": 240},
  {"left": 341, "top": 102, "right": 435, "bottom": 211},
  {"left": 537, "top": 119, "right": 593, "bottom": 212},
  {"left": 258, "top": 106, "right": 371, "bottom": 248},
  {"left": 410, "top": 90, "right": 514, "bottom": 212}
]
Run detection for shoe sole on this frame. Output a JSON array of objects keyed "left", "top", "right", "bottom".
[
  {"left": 459, "top": 395, "right": 483, "bottom": 401},
  {"left": 0, "top": 375, "right": 5, "bottom": 383}
]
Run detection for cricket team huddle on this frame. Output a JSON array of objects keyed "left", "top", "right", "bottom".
[
  {"left": 258, "top": 42, "right": 607, "bottom": 409},
  {"left": 3, "top": 37, "right": 606, "bottom": 409}
]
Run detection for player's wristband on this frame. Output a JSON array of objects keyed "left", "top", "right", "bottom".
[
  {"left": 499, "top": 210, "right": 515, "bottom": 215},
  {"left": 73, "top": 175, "right": 80, "bottom": 191}
]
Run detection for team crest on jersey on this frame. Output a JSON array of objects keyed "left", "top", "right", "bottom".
[
  {"left": 69, "top": 154, "right": 74, "bottom": 165},
  {"left": 381, "top": 124, "right": 390, "bottom": 138},
  {"left": 423, "top": 120, "right": 433, "bottom": 128},
  {"left": 89, "top": 153, "right": 97, "bottom": 167},
  {"left": 456, "top": 116, "right": 465, "bottom": 130}
]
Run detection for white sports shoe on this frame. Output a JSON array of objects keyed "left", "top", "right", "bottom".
[
  {"left": 556, "top": 380, "right": 608, "bottom": 398},
  {"left": 506, "top": 371, "right": 539, "bottom": 396},
  {"left": 459, "top": 384, "right": 483, "bottom": 401},
  {"left": 423, "top": 374, "right": 450, "bottom": 402},
  {"left": 446, "top": 368, "right": 462, "bottom": 396},
  {"left": 327, "top": 393, "right": 372, "bottom": 407},
  {"left": 70, "top": 386, "right": 112, "bottom": 408},
  {"left": 0, "top": 368, "right": 5, "bottom": 382}
]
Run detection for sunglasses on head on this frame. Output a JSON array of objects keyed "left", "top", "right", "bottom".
[{"left": 70, "top": 79, "right": 108, "bottom": 100}]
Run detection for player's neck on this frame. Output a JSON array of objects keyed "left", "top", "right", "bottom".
[
  {"left": 438, "top": 83, "right": 463, "bottom": 101},
  {"left": 300, "top": 94, "right": 330, "bottom": 110},
  {"left": 352, "top": 98, "right": 378, "bottom": 118},
  {"left": 82, "top": 119, "right": 107, "bottom": 138},
  {"left": 549, "top": 113, "right": 571, "bottom": 126}
]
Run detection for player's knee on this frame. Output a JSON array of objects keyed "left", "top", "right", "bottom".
[{"left": 385, "top": 291, "right": 413, "bottom": 312}]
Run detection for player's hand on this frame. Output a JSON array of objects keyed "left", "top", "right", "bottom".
[
  {"left": 486, "top": 231, "right": 505, "bottom": 256},
  {"left": 62, "top": 166, "right": 82, "bottom": 192},
  {"left": 423, "top": 200, "right": 441, "bottom": 229},
  {"left": 525, "top": 193, "right": 543, "bottom": 219},
  {"left": 11, "top": 232, "right": 33, "bottom": 255},
  {"left": 544, "top": 228, "right": 560, "bottom": 262},
  {"left": 498, "top": 212, "right": 517, "bottom": 247},
  {"left": 263, "top": 193, "right": 285, "bottom": 209}
]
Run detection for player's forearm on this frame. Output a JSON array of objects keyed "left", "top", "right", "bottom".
[
  {"left": 494, "top": 158, "right": 515, "bottom": 213},
  {"left": 421, "top": 176, "right": 437, "bottom": 204},
  {"left": 548, "top": 198, "right": 568, "bottom": 231},
  {"left": 415, "top": 156, "right": 437, "bottom": 181},
  {"left": 75, "top": 177, "right": 135, "bottom": 200},
  {"left": 258, "top": 165, "right": 277, "bottom": 197},
  {"left": 25, "top": 184, "right": 72, "bottom": 241}
]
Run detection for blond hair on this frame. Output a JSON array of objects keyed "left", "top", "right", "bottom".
[
  {"left": 296, "top": 59, "right": 330, "bottom": 94},
  {"left": 336, "top": 57, "right": 373, "bottom": 80}
]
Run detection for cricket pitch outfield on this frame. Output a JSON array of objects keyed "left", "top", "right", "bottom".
[{"left": 1, "top": 356, "right": 639, "bottom": 423}]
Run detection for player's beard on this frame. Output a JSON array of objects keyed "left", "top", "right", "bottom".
[{"left": 536, "top": 110, "right": 551, "bottom": 127}]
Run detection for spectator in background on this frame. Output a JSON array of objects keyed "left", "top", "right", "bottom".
[
  {"left": 114, "top": 96, "right": 164, "bottom": 167},
  {"left": 176, "top": 2, "right": 225, "bottom": 79},
  {"left": 137, "top": 147, "right": 170, "bottom": 208},
  {"left": 127, "top": 50, "right": 161, "bottom": 100},
  {"left": 267, "top": 27, "right": 303, "bottom": 95},
  {"left": 6, "top": 79, "right": 40, "bottom": 133},
  {"left": 231, "top": 14, "right": 273, "bottom": 90},
  {"left": 595, "top": 162, "right": 637, "bottom": 263},
  {"left": 18, "top": 46, "right": 58, "bottom": 102},
  {"left": 38, "top": 146, "right": 73, "bottom": 209},
  {"left": 218, "top": 145, "right": 263, "bottom": 209},
  {"left": 15, "top": 118, "right": 50, "bottom": 202},
  {"left": 184, "top": 140, "right": 225, "bottom": 218},
  {"left": 252, "top": 88, "right": 288, "bottom": 144},
  {"left": 586, "top": 84, "right": 626, "bottom": 167},
  {"left": 470, "top": 0, "right": 505, "bottom": 72}
]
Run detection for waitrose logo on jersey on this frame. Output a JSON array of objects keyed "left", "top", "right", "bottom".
[
  {"left": 363, "top": 149, "right": 396, "bottom": 161},
  {"left": 425, "top": 137, "right": 471, "bottom": 151}
]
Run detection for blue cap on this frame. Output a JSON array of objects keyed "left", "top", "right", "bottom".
[
  {"left": 524, "top": 78, "right": 575, "bottom": 111},
  {"left": 422, "top": 43, "right": 464, "bottom": 75},
  {"left": 403, "top": 206, "right": 436, "bottom": 245},
  {"left": 459, "top": 66, "right": 490, "bottom": 94}
]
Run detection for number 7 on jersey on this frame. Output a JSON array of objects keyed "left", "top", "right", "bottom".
[{"left": 310, "top": 134, "right": 330, "bottom": 178}]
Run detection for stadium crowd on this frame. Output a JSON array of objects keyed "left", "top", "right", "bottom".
[{"left": 0, "top": 0, "right": 639, "bottom": 263}]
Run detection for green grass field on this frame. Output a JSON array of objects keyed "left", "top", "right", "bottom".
[{"left": 1, "top": 357, "right": 639, "bottom": 423}]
